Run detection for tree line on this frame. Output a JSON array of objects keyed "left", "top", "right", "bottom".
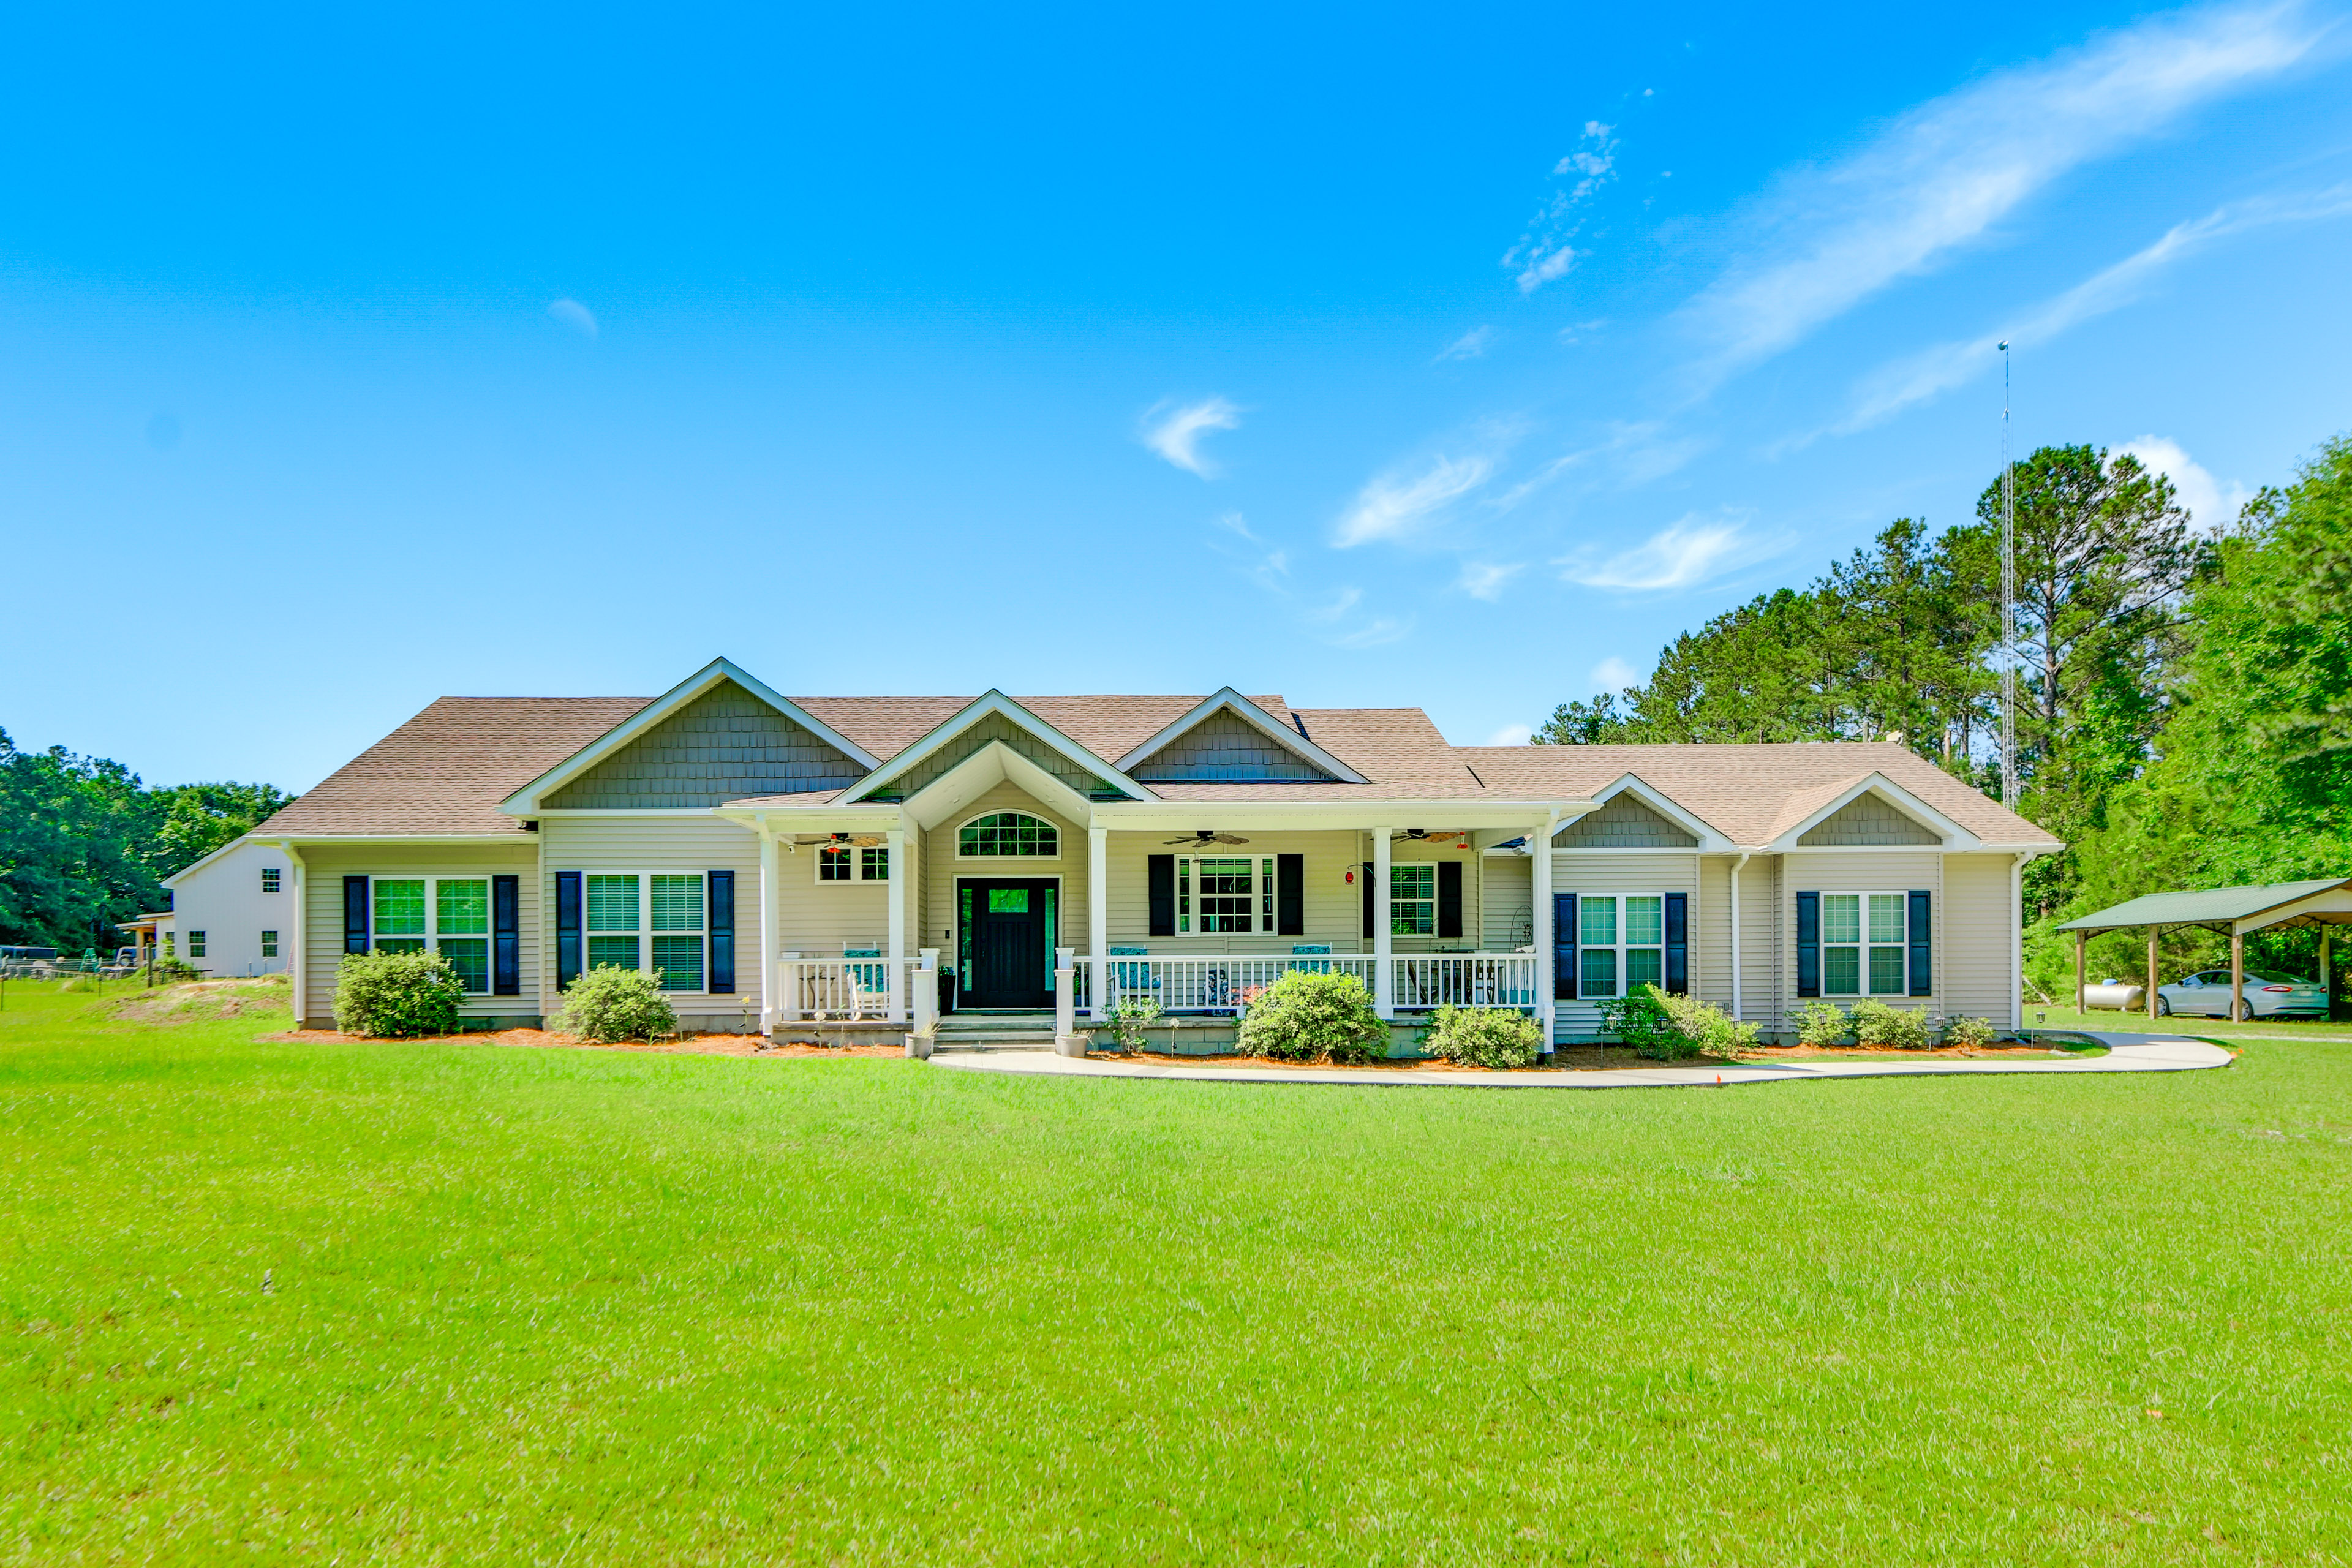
[
  {"left": 1536, "top": 435, "right": 2352, "bottom": 991},
  {"left": 0, "top": 731, "right": 294, "bottom": 954}
]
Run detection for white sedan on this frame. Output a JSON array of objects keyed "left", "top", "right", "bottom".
[{"left": 2155, "top": 969, "right": 2330, "bottom": 1019}]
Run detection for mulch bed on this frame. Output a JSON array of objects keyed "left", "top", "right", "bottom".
[{"left": 258, "top": 1028, "right": 903, "bottom": 1058}]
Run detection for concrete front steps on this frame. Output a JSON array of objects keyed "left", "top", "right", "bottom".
[{"left": 929, "top": 1014, "right": 1066, "bottom": 1054}]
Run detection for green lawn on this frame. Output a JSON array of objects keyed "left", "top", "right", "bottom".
[
  {"left": 4, "top": 980, "right": 2347, "bottom": 1564},
  {"left": 2027, "top": 1003, "right": 2352, "bottom": 1044}
]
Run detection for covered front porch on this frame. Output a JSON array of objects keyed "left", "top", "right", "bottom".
[{"left": 718, "top": 737, "right": 1591, "bottom": 1039}]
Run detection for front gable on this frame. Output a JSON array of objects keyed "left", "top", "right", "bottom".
[
  {"left": 1556, "top": 792, "right": 1700, "bottom": 848},
  {"left": 1129, "top": 709, "right": 1336, "bottom": 782},
  {"left": 545, "top": 679, "right": 867, "bottom": 809},
  {"left": 852, "top": 701, "right": 1141, "bottom": 803},
  {"left": 1797, "top": 792, "right": 1943, "bottom": 846}
]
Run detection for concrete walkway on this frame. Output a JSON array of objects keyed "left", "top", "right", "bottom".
[{"left": 926, "top": 1031, "right": 2232, "bottom": 1089}]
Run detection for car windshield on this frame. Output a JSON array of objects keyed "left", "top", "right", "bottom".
[{"left": 2247, "top": 971, "right": 2307, "bottom": 985}]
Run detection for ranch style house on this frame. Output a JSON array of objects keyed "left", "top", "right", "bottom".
[{"left": 241, "top": 657, "right": 2059, "bottom": 1048}]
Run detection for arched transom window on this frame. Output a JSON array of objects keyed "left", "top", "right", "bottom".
[{"left": 957, "top": 811, "right": 1059, "bottom": 858}]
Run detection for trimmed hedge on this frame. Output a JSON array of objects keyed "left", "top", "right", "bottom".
[
  {"left": 1235, "top": 970, "right": 1389, "bottom": 1064},
  {"left": 1419, "top": 1006, "right": 1544, "bottom": 1069},
  {"left": 553, "top": 963, "right": 677, "bottom": 1044},
  {"left": 334, "top": 949, "right": 465, "bottom": 1038}
]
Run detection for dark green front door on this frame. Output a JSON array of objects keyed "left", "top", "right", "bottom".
[{"left": 959, "top": 880, "right": 1056, "bottom": 1009}]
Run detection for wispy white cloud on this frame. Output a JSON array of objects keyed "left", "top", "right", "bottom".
[
  {"left": 1558, "top": 513, "right": 1781, "bottom": 592},
  {"left": 1504, "top": 121, "right": 1619, "bottom": 293},
  {"left": 1826, "top": 184, "right": 2352, "bottom": 434},
  {"left": 1483, "top": 722, "right": 1536, "bottom": 746},
  {"left": 1436, "top": 326, "right": 1495, "bottom": 361},
  {"left": 1141, "top": 396, "right": 1243, "bottom": 477},
  {"left": 1679, "top": 2, "right": 2324, "bottom": 388},
  {"left": 1333, "top": 453, "right": 1495, "bottom": 546},
  {"left": 1589, "top": 655, "right": 1643, "bottom": 692},
  {"left": 547, "top": 298, "right": 598, "bottom": 338},
  {"left": 1306, "top": 587, "right": 1363, "bottom": 623},
  {"left": 1457, "top": 561, "right": 1526, "bottom": 600},
  {"left": 1332, "top": 616, "right": 1414, "bottom": 649},
  {"left": 2116, "top": 435, "right": 2254, "bottom": 529}
]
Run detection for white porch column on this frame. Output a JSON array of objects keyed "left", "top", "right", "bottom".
[
  {"left": 1373, "top": 827, "right": 1394, "bottom": 1018},
  {"left": 2010, "top": 851, "right": 2027, "bottom": 1032},
  {"left": 886, "top": 824, "right": 908, "bottom": 1023},
  {"left": 1531, "top": 822, "right": 1553, "bottom": 1047},
  {"left": 281, "top": 841, "right": 306, "bottom": 1025},
  {"left": 1727, "top": 852, "right": 1748, "bottom": 1021},
  {"left": 1087, "top": 826, "right": 1108, "bottom": 1017},
  {"left": 758, "top": 824, "right": 780, "bottom": 1035}
]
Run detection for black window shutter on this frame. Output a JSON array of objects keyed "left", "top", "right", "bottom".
[
  {"left": 709, "top": 871, "right": 736, "bottom": 993},
  {"left": 1148, "top": 855, "right": 1175, "bottom": 937},
  {"left": 492, "top": 875, "right": 520, "bottom": 995},
  {"left": 1276, "top": 854, "right": 1304, "bottom": 937},
  {"left": 556, "top": 871, "right": 582, "bottom": 990},
  {"left": 342, "top": 876, "right": 369, "bottom": 955},
  {"left": 1361, "top": 862, "right": 1374, "bottom": 940},
  {"left": 1553, "top": 892, "right": 1577, "bottom": 999},
  {"left": 1796, "top": 890, "right": 1821, "bottom": 998},
  {"left": 1908, "top": 889, "right": 1932, "bottom": 997},
  {"left": 1437, "top": 861, "right": 1463, "bottom": 939},
  {"left": 1664, "top": 891, "right": 1688, "bottom": 995}
]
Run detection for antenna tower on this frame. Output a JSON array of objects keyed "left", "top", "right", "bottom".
[{"left": 1998, "top": 341, "right": 2016, "bottom": 807}]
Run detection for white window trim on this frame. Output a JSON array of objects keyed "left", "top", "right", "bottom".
[
  {"left": 1174, "top": 853, "right": 1278, "bottom": 935},
  {"left": 954, "top": 810, "right": 1063, "bottom": 861},
  {"left": 368, "top": 873, "right": 496, "bottom": 994},
  {"left": 576, "top": 870, "right": 714, "bottom": 995},
  {"left": 1390, "top": 862, "right": 1439, "bottom": 937},
  {"left": 187, "top": 930, "right": 208, "bottom": 959},
  {"left": 1574, "top": 892, "right": 1668, "bottom": 1000},
  {"left": 260, "top": 929, "right": 280, "bottom": 959},
  {"left": 1820, "top": 889, "right": 1910, "bottom": 998},
  {"left": 814, "top": 843, "right": 891, "bottom": 884},
  {"left": 261, "top": 867, "right": 281, "bottom": 894}
]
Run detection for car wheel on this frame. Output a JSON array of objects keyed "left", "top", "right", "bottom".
[{"left": 2155, "top": 995, "right": 2171, "bottom": 1017}]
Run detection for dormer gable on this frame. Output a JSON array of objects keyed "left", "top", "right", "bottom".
[
  {"left": 1797, "top": 790, "right": 1943, "bottom": 846},
  {"left": 845, "top": 692, "right": 1148, "bottom": 804},
  {"left": 1117, "top": 689, "right": 1365, "bottom": 784},
  {"left": 1556, "top": 791, "right": 1700, "bottom": 848}
]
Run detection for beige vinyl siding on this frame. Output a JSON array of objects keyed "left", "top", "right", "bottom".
[
  {"left": 1697, "top": 854, "right": 1733, "bottom": 1011},
  {"left": 1938, "top": 854, "right": 2015, "bottom": 1025},
  {"left": 539, "top": 816, "right": 763, "bottom": 1025},
  {"left": 1099, "top": 829, "right": 1432, "bottom": 955},
  {"left": 922, "top": 781, "right": 1088, "bottom": 957},
  {"left": 1482, "top": 851, "right": 1533, "bottom": 951},
  {"left": 1549, "top": 850, "right": 1701, "bottom": 1039},
  {"left": 297, "top": 841, "right": 540, "bottom": 1028},
  {"left": 1781, "top": 851, "right": 1942, "bottom": 1023}
]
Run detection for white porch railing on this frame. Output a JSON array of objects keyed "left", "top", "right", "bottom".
[
  {"left": 775, "top": 957, "right": 925, "bottom": 1022},
  {"left": 1076, "top": 954, "right": 1537, "bottom": 1016}
]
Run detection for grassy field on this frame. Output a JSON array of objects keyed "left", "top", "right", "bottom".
[
  {"left": 2027, "top": 1003, "right": 2352, "bottom": 1044},
  {"left": 4, "top": 979, "right": 2348, "bottom": 1564}
]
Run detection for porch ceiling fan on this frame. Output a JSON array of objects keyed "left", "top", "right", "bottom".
[
  {"left": 793, "top": 831, "right": 886, "bottom": 848},
  {"left": 1164, "top": 829, "right": 1250, "bottom": 846}
]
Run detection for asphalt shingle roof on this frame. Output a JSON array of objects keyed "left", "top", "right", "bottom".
[{"left": 257, "top": 691, "right": 2059, "bottom": 850}]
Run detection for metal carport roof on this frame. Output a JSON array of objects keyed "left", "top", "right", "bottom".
[{"left": 2054, "top": 877, "right": 2352, "bottom": 935}]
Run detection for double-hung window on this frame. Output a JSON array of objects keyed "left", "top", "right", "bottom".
[
  {"left": 1390, "top": 864, "right": 1436, "bottom": 935},
  {"left": 371, "top": 876, "right": 492, "bottom": 992},
  {"left": 261, "top": 867, "right": 281, "bottom": 894},
  {"left": 260, "top": 930, "right": 279, "bottom": 959},
  {"left": 187, "top": 930, "right": 207, "bottom": 959},
  {"left": 585, "top": 873, "right": 707, "bottom": 991},
  {"left": 1575, "top": 894, "right": 1664, "bottom": 998},
  {"left": 1174, "top": 856, "right": 1277, "bottom": 933},
  {"left": 1822, "top": 892, "right": 1908, "bottom": 996},
  {"left": 817, "top": 845, "right": 890, "bottom": 883}
]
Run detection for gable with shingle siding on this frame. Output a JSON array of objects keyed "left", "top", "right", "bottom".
[
  {"left": 1796, "top": 793, "right": 1942, "bottom": 846},
  {"left": 545, "top": 680, "right": 866, "bottom": 809},
  {"left": 1130, "top": 710, "right": 1334, "bottom": 782},
  {"left": 858, "top": 711, "right": 1123, "bottom": 801},
  {"left": 1556, "top": 793, "right": 1698, "bottom": 848}
]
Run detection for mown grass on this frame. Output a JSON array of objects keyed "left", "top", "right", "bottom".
[{"left": 2, "top": 979, "right": 2347, "bottom": 1564}]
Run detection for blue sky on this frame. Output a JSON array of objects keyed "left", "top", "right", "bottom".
[{"left": 7, "top": 1, "right": 2351, "bottom": 791}]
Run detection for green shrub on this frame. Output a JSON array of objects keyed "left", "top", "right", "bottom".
[
  {"left": 552, "top": 963, "right": 677, "bottom": 1044},
  {"left": 1420, "top": 1006, "right": 1544, "bottom": 1068},
  {"left": 1792, "top": 1000, "right": 1850, "bottom": 1047},
  {"left": 1596, "top": 986, "right": 1697, "bottom": 1060},
  {"left": 333, "top": 949, "right": 465, "bottom": 1038},
  {"left": 1939, "top": 1012, "right": 1999, "bottom": 1048},
  {"left": 146, "top": 956, "right": 205, "bottom": 985},
  {"left": 1235, "top": 970, "right": 1389, "bottom": 1063},
  {"left": 1107, "top": 994, "right": 1161, "bottom": 1053},
  {"left": 1656, "top": 988, "right": 1765, "bottom": 1058},
  {"left": 1850, "top": 998, "right": 1931, "bottom": 1049}
]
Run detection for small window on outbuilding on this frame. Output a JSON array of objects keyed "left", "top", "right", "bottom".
[{"left": 262, "top": 867, "right": 281, "bottom": 894}]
